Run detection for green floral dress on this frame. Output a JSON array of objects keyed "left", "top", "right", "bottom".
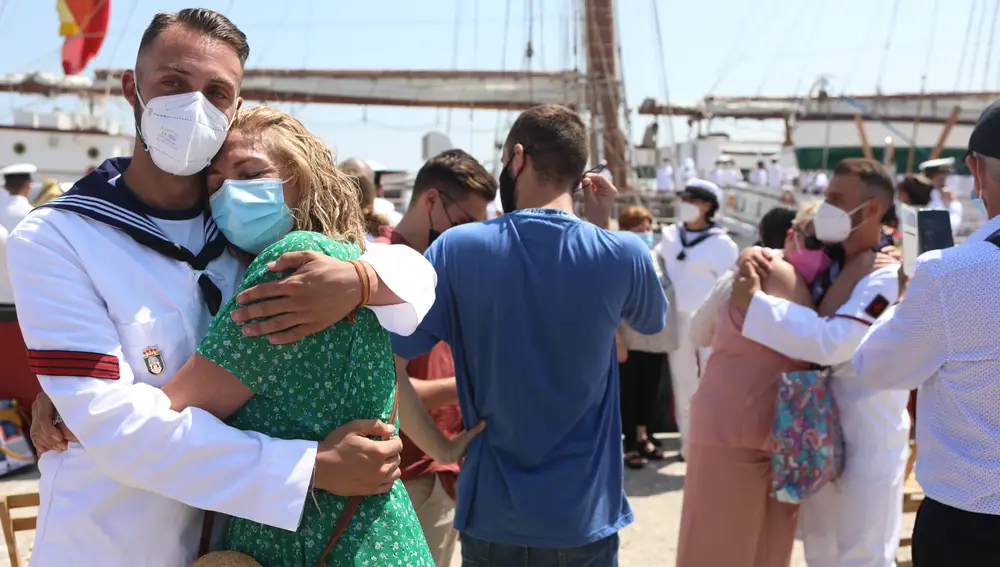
[{"left": 198, "top": 231, "right": 433, "bottom": 567}]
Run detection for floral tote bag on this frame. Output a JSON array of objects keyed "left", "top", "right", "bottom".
[{"left": 770, "top": 369, "right": 845, "bottom": 504}]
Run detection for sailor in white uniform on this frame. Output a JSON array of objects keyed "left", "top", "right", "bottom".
[
  {"left": 0, "top": 223, "right": 12, "bottom": 304},
  {"left": 13, "top": 9, "right": 436, "bottom": 567},
  {"left": 735, "top": 158, "right": 908, "bottom": 567},
  {"left": 919, "top": 157, "right": 964, "bottom": 236},
  {"left": 681, "top": 157, "right": 698, "bottom": 184},
  {"left": 768, "top": 156, "right": 784, "bottom": 189},
  {"left": 657, "top": 157, "right": 676, "bottom": 192},
  {"left": 0, "top": 163, "right": 36, "bottom": 232},
  {"left": 710, "top": 156, "right": 729, "bottom": 187},
  {"left": 653, "top": 179, "right": 738, "bottom": 459},
  {"left": 749, "top": 160, "right": 768, "bottom": 186}
]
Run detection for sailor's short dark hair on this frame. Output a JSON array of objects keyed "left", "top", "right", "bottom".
[
  {"left": 139, "top": 8, "right": 249, "bottom": 66},
  {"left": 833, "top": 158, "right": 895, "bottom": 203}
]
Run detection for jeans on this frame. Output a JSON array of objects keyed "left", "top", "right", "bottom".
[{"left": 460, "top": 532, "right": 619, "bottom": 567}]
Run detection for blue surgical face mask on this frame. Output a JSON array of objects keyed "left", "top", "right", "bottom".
[
  {"left": 640, "top": 230, "right": 655, "bottom": 248},
  {"left": 210, "top": 178, "right": 294, "bottom": 254},
  {"left": 971, "top": 185, "right": 989, "bottom": 218}
]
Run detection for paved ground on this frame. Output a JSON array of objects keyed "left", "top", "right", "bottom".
[{"left": 2, "top": 435, "right": 914, "bottom": 566}]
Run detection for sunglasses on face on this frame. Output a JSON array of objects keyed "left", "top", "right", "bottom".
[{"left": 795, "top": 228, "right": 824, "bottom": 251}]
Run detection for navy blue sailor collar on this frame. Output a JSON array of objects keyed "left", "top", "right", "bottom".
[{"left": 43, "top": 157, "right": 228, "bottom": 314}]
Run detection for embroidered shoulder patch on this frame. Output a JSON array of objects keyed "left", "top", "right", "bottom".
[{"left": 864, "top": 294, "right": 891, "bottom": 319}]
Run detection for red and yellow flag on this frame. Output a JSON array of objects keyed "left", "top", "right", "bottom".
[{"left": 57, "top": 0, "right": 110, "bottom": 75}]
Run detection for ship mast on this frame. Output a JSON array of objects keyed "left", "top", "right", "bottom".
[{"left": 583, "top": 0, "right": 630, "bottom": 189}]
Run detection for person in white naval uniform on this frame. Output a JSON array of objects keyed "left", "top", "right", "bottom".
[
  {"left": 767, "top": 156, "right": 784, "bottom": 189},
  {"left": 657, "top": 158, "right": 676, "bottom": 192},
  {"left": 749, "top": 160, "right": 768, "bottom": 186},
  {"left": 737, "top": 158, "right": 907, "bottom": 567},
  {"left": 0, "top": 223, "right": 12, "bottom": 304},
  {"left": 653, "top": 179, "right": 738, "bottom": 459},
  {"left": 0, "top": 163, "right": 36, "bottom": 232},
  {"left": 919, "top": 157, "right": 964, "bottom": 237},
  {"left": 681, "top": 157, "right": 698, "bottom": 184},
  {"left": 17, "top": 10, "right": 435, "bottom": 567}
]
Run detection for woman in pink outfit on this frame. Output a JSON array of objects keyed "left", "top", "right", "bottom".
[{"left": 676, "top": 202, "right": 868, "bottom": 567}]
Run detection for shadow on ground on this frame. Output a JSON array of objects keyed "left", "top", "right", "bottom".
[{"left": 623, "top": 434, "right": 685, "bottom": 497}]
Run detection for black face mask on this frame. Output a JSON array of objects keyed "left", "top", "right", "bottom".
[
  {"left": 822, "top": 242, "right": 846, "bottom": 265},
  {"left": 499, "top": 160, "right": 519, "bottom": 213},
  {"left": 427, "top": 198, "right": 459, "bottom": 246}
]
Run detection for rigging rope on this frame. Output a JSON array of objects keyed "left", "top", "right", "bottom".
[
  {"left": 756, "top": 0, "right": 810, "bottom": 95},
  {"left": 842, "top": 0, "right": 888, "bottom": 93},
  {"left": 491, "top": 0, "right": 514, "bottom": 168},
  {"left": 793, "top": 0, "right": 829, "bottom": 95},
  {"left": 706, "top": 0, "right": 764, "bottom": 95},
  {"left": 955, "top": 0, "right": 977, "bottom": 90},
  {"left": 922, "top": 0, "right": 941, "bottom": 80},
  {"left": 469, "top": 0, "right": 480, "bottom": 151},
  {"left": 446, "top": 0, "right": 462, "bottom": 135},
  {"left": 649, "top": 0, "right": 674, "bottom": 148},
  {"left": 969, "top": 0, "right": 989, "bottom": 90},
  {"left": 875, "top": 0, "right": 902, "bottom": 92},
  {"left": 984, "top": 0, "right": 1000, "bottom": 90}
]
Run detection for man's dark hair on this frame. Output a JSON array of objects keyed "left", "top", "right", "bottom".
[
  {"left": 832, "top": 158, "right": 895, "bottom": 204},
  {"left": 757, "top": 160, "right": 765, "bottom": 169},
  {"left": 139, "top": 9, "right": 250, "bottom": 66},
  {"left": 3, "top": 174, "right": 30, "bottom": 190},
  {"left": 411, "top": 149, "right": 498, "bottom": 204},
  {"left": 505, "top": 104, "right": 589, "bottom": 189},
  {"left": 898, "top": 174, "right": 934, "bottom": 206},
  {"left": 758, "top": 206, "right": 797, "bottom": 249}
]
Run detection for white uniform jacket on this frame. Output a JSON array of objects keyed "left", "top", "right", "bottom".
[
  {"left": 9, "top": 158, "right": 436, "bottom": 567},
  {"left": 741, "top": 265, "right": 910, "bottom": 449},
  {"left": 0, "top": 193, "right": 32, "bottom": 232}
]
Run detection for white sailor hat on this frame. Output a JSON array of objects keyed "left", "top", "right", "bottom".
[
  {"left": 679, "top": 178, "right": 723, "bottom": 204},
  {"left": 0, "top": 163, "right": 37, "bottom": 177},
  {"left": 917, "top": 157, "right": 955, "bottom": 172},
  {"left": 716, "top": 154, "right": 734, "bottom": 163}
]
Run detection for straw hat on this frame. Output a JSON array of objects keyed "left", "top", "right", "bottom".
[{"left": 189, "top": 551, "right": 263, "bottom": 567}]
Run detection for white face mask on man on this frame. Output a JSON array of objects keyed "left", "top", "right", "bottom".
[
  {"left": 813, "top": 200, "right": 870, "bottom": 243},
  {"left": 678, "top": 201, "right": 702, "bottom": 223},
  {"left": 134, "top": 83, "right": 231, "bottom": 177}
]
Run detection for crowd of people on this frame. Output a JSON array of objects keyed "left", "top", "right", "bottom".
[{"left": 5, "top": 6, "right": 1000, "bottom": 567}]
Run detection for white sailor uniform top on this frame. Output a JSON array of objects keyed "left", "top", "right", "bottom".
[
  {"left": 655, "top": 223, "right": 739, "bottom": 315},
  {"left": 8, "top": 158, "right": 436, "bottom": 567}
]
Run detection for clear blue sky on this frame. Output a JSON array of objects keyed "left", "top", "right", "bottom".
[{"left": 0, "top": 0, "right": 987, "bottom": 170}]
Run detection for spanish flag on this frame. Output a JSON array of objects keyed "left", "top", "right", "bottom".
[{"left": 57, "top": 0, "right": 110, "bottom": 75}]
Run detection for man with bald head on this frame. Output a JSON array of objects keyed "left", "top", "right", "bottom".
[
  {"left": 343, "top": 156, "right": 403, "bottom": 226},
  {"left": 341, "top": 156, "right": 375, "bottom": 185}
]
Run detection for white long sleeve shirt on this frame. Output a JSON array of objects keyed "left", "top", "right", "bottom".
[
  {"left": 742, "top": 265, "right": 910, "bottom": 450},
  {"left": 854, "top": 214, "right": 1000, "bottom": 515}
]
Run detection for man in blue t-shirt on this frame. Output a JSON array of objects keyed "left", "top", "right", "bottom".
[{"left": 392, "top": 104, "right": 667, "bottom": 566}]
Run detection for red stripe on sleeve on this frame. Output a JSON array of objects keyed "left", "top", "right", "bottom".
[
  {"left": 830, "top": 314, "right": 873, "bottom": 327},
  {"left": 27, "top": 350, "right": 120, "bottom": 380}
]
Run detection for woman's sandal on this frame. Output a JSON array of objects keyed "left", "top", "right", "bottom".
[
  {"left": 639, "top": 439, "right": 666, "bottom": 460},
  {"left": 624, "top": 450, "right": 647, "bottom": 470}
]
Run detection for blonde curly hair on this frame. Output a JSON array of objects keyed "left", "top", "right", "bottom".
[{"left": 228, "top": 105, "right": 366, "bottom": 248}]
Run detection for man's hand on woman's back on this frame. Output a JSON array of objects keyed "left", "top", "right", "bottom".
[{"left": 314, "top": 419, "right": 403, "bottom": 496}]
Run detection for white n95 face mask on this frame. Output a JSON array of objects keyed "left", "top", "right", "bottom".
[
  {"left": 813, "top": 200, "right": 869, "bottom": 244},
  {"left": 136, "top": 86, "right": 230, "bottom": 177},
  {"left": 678, "top": 201, "right": 701, "bottom": 223}
]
